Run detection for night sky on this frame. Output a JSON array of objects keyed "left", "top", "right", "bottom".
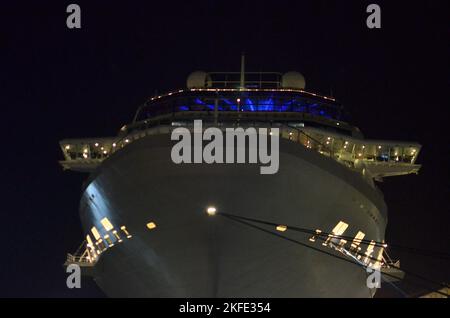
[{"left": 1, "top": 1, "right": 449, "bottom": 297}]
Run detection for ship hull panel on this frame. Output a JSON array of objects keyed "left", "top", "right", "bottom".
[{"left": 80, "top": 135, "right": 387, "bottom": 297}]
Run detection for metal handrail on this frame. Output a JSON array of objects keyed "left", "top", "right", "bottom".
[
  {"left": 66, "top": 253, "right": 92, "bottom": 264},
  {"left": 283, "top": 124, "right": 334, "bottom": 158},
  {"left": 69, "top": 122, "right": 336, "bottom": 161},
  {"left": 133, "top": 91, "right": 342, "bottom": 124}
]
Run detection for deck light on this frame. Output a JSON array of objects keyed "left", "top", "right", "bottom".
[
  {"left": 146, "top": 222, "right": 157, "bottom": 230},
  {"left": 100, "top": 217, "right": 114, "bottom": 231},
  {"left": 120, "top": 226, "right": 132, "bottom": 238},
  {"left": 112, "top": 230, "right": 122, "bottom": 242},
  {"left": 309, "top": 229, "right": 322, "bottom": 242},
  {"left": 91, "top": 226, "right": 101, "bottom": 240},
  {"left": 206, "top": 206, "right": 217, "bottom": 216},
  {"left": 104, "top": 234, "right": 114, "bottom": 247}
]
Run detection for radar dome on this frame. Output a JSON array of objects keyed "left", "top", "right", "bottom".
[
  {"left": 281, "top": 71, "right": 306, "bottom": 89},
  {"left": 186, "top": 71, "right": 212, "bottom": 89}
]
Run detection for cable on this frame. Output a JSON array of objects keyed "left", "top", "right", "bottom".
[
  {"left": 221, "top": 212, "right": 450, "bottom": 290},
  {"left": 224, "top": 213, "right": 450, "bottom": 297},
  {"left": 217, "top": 213, "right": 449, "bottom": 297},
  {"left": 218, "top": 212, "right": 450, "bottom": 261},
  {"left": 380, "top": 276, "right": 409, "bottom": 298}
]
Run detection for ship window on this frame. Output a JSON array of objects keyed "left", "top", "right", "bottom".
[
  {"left": 86, "top": 234, "right": 94, "bottom": 247},
  {"left": 276, "top": 225, "right": 287, "bottom": 232},
  {"left": 323, "top": 221, "right": 348, "bottom": 246},
  {"left": 91, "top": 226, "right": 101, "bottom": 240},
  {"left": 100, "top": 217, "right": 114, "bottom": 231},
  {"left": 351, "top": 231, "right": 366, "bottom": 250},
  {"left": 331, "top": 221, "right": 349, "bottom": 236}
]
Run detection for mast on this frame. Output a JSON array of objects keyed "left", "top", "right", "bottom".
[{"left": 240, "top": 53, "right": 245, "bottom": 90}]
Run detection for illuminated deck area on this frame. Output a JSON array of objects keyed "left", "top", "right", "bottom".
[
  {"left": 59, "top": 67, "right": 421, "bottom": 181},
  {"left": 59, "top": 122, "right": 421, "bottom": 180}
]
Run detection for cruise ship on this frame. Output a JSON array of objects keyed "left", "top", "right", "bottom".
[{"left": 60, "top": 58, "right": 421, "bottom": 297}]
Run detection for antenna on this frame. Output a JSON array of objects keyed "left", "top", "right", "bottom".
[{"left": 240, "top": 53, "right": 245, "bottom": 90}]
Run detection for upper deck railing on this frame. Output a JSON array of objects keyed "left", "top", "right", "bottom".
[
  {"left": 204, "top": 71, "right": 283, "bottom": 89},
  {"left": 59, "top": 63, "right": 421, "bottom": 181},
  {"left": 59, "top": 122, "right": 421, "bottom": 181},
  {"left": 132, "top": 88, "right": 343, "bottom": 129}
]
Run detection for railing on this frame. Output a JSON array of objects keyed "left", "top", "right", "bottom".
[
  {"left": 283, "top": 124, "right": 334, "bottom": 158},
  {"left": 134, "top": 91, "right": 342, "bottom": 123},
  {"left": 64, "top": 240, "right": 97, "bottom": 267},
  {"left": 66, "top": 253, "right": 93, "bottom": 265},
  {"left": 60, "top": 122, "right": 421, "bottom": 181}
]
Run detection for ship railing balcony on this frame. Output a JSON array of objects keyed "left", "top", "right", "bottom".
[
  {"left": 134, "top": 92, "right": 342, "bottom": 124},
  {"left": 299, "top": 127, "right": 422, "bottom": 178},
  {"left": 325, "top": 237, "right": 405, "bottom": 282},
  {"left": 60, "top": 136, "right": 124, "bottom": 172},
  {"left": 59, "top": 123, "right": 329, "bottom": 172},
  {"left": 63, "top": 240, "right": 98, "bottom": 276},
  {"left": 205, "top": 71, "right": 284, "bottom": 89},
  {"left": 64, "top": 253, "right": 96, "bottom": 267},
  {"left": 59, "top": 123, "right": 421, "bottom": 180}
]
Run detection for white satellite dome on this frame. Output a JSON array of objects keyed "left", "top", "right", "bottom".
[
  {"left": 281, "top": 71, "right": 306, "bottom": 89},
  {"left": 186, "top": 71, "right": 212, "bottom": 89}
]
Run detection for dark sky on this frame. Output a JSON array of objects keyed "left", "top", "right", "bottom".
[{"left": 1, "top": 1, "right": 449, "bottom": 297}]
